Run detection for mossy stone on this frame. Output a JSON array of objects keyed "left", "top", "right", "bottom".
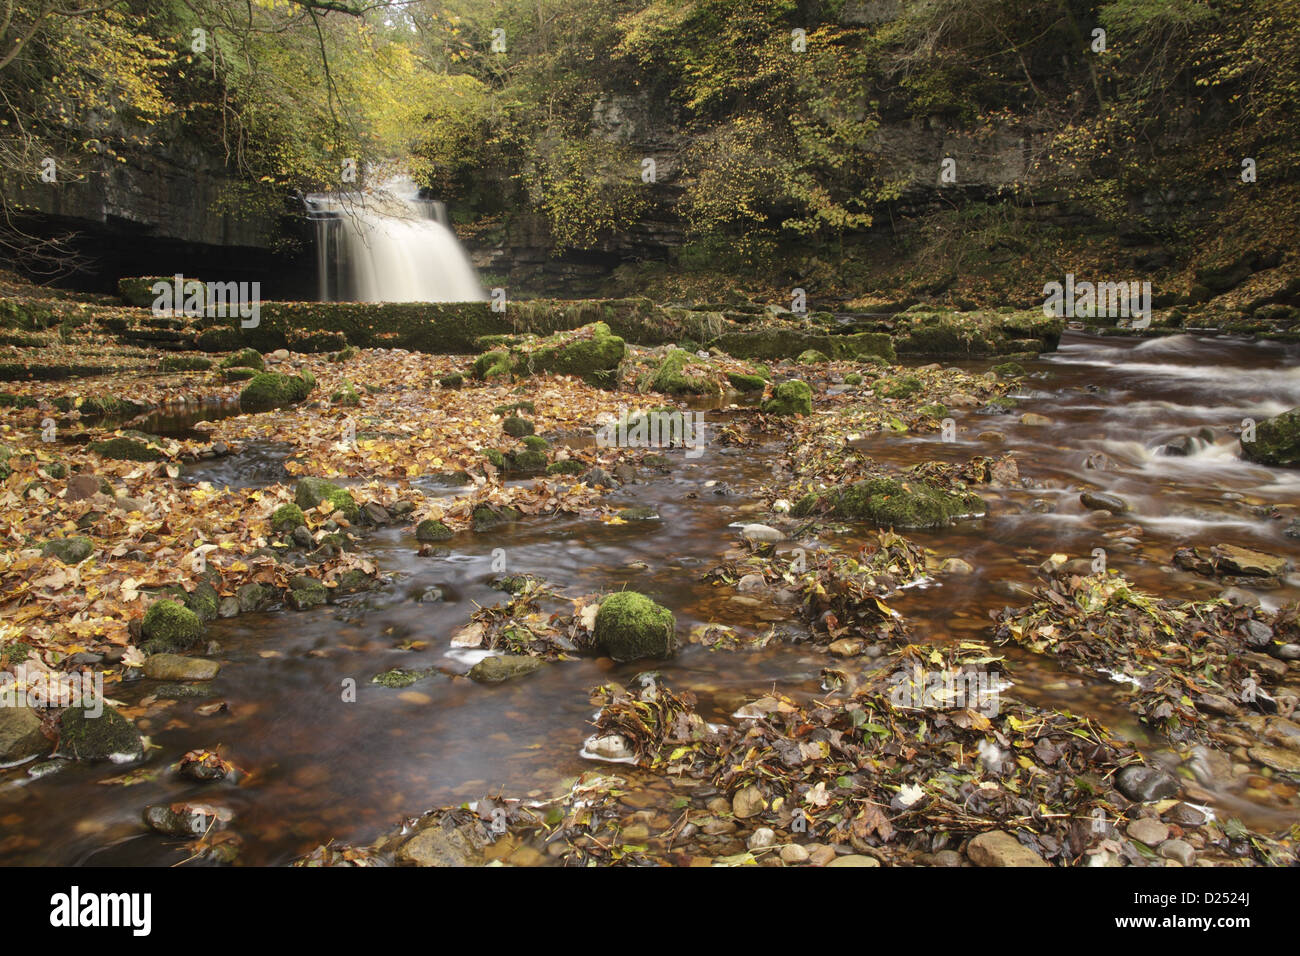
[
  {"left": 218, "top": 348, "right": 264, "bottom": 371},
  {"left": 140, "top": 599, "right": 202, "bottom": 653},
  {"left": 89, "top": 437, "right": 163, "bottom": 462},
  {"left": 593, "top": 591, "right": 677, "bottom": 662},
  {"left": 271, "top": 502, "right": 307, "bottom": 533},
  {"left": 797, "top": 349, "right": 830, "bottom": 364},
  {"left": 415, "top": 519, "right": 453, "bottom": 542},
  {"left": 1241, "top": 406, "right": 1300, "bottom": 468},
  {"left": 503, "top": 415, "right": 534, "bottom": 437},
  {"left": 239, "top": 371, "right": 316, "bottom": 412},
  {"left": 41, "top": 536, "right": 93, "bottom": 564},
  {"left": 546, "top": 459, "right": 585, "bottom": 476},
  {"left": 507, "top": 449, "right": 548, "bottom": 473},
  {"left": 294, "top": 477, "right": 359, "bottom": 523},
  {"left": 58, "top": 705, "right": 143, "bottom": 762},
  {"left": 761, "top": 380, "right": 812, "bottom": 416},
  {"left": 726, "top": 372, "right": 766, "bottom": 392}
]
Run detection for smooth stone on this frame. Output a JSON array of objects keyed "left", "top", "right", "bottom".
[
  {"left": 940, "top": 557, "right": 974, "bottom": 574},
  {"left": 1019, "top": 413, "right": 1051, "bottom": 426},
  {"left": 740, "top": 524, "right": 784, "bottom": 544},
  {"left": 747, "top": 827, "right": 777, "bottom": 850},
  {"left": 0, "top": 705, "right": 49, "bottom": 763},
  {"left": 468, "top": 655, "right": 543, "bottom": 683},
  {"left": 1127, "top": 817, "right": 1170, "bottom": 846},
  {"left": 1249, "top": 745, "right": 1300, "bottom": 773},
  {"left": 966, "top": 830, "right": 1048, "bottom": 867},
  {"left": 736, "top": 573, "right": 767, "bottom": 593},
  {"left": 826, "top": 854, "right": 879, "bottom": 867},
  {"left": 1080, "top": 491, "right": 1128, "bottom": 514},
  {"left": 142, "top": 654, "right": 220, "bottom": 681},
  {"left": 780, "top": 844, "right": 810, "bottom": 863},
  {"left": 1158, "top": 839, "right": 1196, "bottom": 866},
  {"left": 1116, "top": 765, "right": 1181, "bottom": 802},
  {"left": 731, "top": 785, "right": 766, "bottom": 819}
]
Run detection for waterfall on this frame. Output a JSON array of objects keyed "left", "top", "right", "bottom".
[{"left": 304, "top": 178, "right": 486, "bottom": 303}]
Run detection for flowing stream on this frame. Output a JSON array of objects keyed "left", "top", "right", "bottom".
[{"left": 2, "top": 332, "right": 1299, "bottom": 865}]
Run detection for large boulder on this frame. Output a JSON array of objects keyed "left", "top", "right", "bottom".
[
  {"left": 239, "top": 371, "right": 316, "bottom": 412},
  {"left": 761, "top": 380, "right": 812, "bottom": 416},
  {"left": 140, "top": 599, "right": 203, "bottom": 654},
  {"left": 1241, "top": 406, "right": 1300, "bottom": 468},
  {"left": 0, "top": 705, "right": 49, "bottom": 763},
  {"left": 57, "top": 704, "right": 144, "bottom": 761},
  {"left": 593, "top": 592, "right": 677, "bottom": 662}
]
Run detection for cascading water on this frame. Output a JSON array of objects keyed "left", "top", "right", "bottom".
[{"left": 304, "top": 177, "right": 486, "bottom": 303}]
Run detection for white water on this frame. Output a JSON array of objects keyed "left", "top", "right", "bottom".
[{"left": 305, "top": 178, "right": 486, "bottom": 303}]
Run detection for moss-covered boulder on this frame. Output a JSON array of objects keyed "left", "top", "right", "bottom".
[
  {"left": 502, "top": 415, "right": 534, "bottom": 437},
  {"left": 472, "top": 350, "right": 512, "bottom": 381},
  {"left": 41, "top": 536, "right": 93, "bottom": 564},
  {"left": 843, "top": 372, "right": 864, "bottom": 385},
  {"left": 761, "top": 380, "right": 812, "bottom": 416},
  {"left": 271, "top": 502, "right": 307, "bottom": 534},
  {"left": 507, "top": 449, "right": 548, "bottom": 473},
  {"left": 294, "top": 477, "right": 359, "bottom": 523},
  {"left": 726, "top": 371, "right": 767, "bottom": 392},
  {"left": 521, "top": 434, "right": 549, "bottom": 450},
  {"left": 439, "top": 372, "right": 464, "bottom": 389},
  {"left": 239, "top": 371, "right": 316, "bottom": 412},
  {"left": 482, "top": 449, "right": 507, "bottom": 470},
  {"left": 546, "top": 459, "right": 585, "bottom": 476},
  {"left": 140, "top": 599, "right": 202, "bottom": 653},
  {"left": 879, "top": 375, "right": 922, "bottom": 398},
  {"left": 1241, "top": 406, "right": 1300, "bottom": 468},
  {"left": 593, "top": 591, "right": 677, "bottom": 662},
  {"left": 521, "top": 321, "right": 626, "bottom": 388},
  {"left": 651, "top": 348, "right": 717, "bottom": 395},
  {"left": 58, "top": 704, "right": 143, "bottom": 762},
  {"left": 88, "top": 437, "right": 164, "bottom": 462},
  {"left": 237, "top": 582, "right": 269, "bottom": 613},
  {"left": 186, "top": 581, "right": 220, "bottom": 623},
  {"left": 472, "top": 503, "right": 520, "bottom": 532},
  {"left": 159, "top": 355, "right": 213, "bottom": 373},
  {"left": 797, "top": 349, "right": 830, "bottom": 364},
  {"left": 792, "top": 476, "right": 986, "bottom": 529},
  {"left": 415, "top": 518, "right": 453, "bottom": 542}
]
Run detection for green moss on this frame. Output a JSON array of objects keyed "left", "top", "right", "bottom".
[
  {"left": 521, "top": 435, "right": 549, "bottom": 451},
  {"left": 196, "top": 326, "right": 240, "bottom": 351},
  {"left": 294, "top": 477, "right": 359, "bottom": 523},
  {"left": 288, "top": 575, "right": 328, "bottom": 610},
  {"left": 415, "top": 518, "right": 453, "bottom": 542},
  {"left": 503, "top": 415, "right": 534, "bottom": 437},
  {"left": 218, "top": 348, "right": 264, "bottom": 371},
  {"left": 917, "top": 403, "right": 948, "bottom": 418},
  {"left": 483, "top": 449, "right": 507, "bottom": 470},
  {"left": 222, "top": 366, "right": 258, "bottom": 382},
  {"left": 58, "top": 705, "right": 143, "bottom": 761},
  {"left": 140, "top": 599, "right": 202, "bottom": 653},
  {"left": 186, "top": 581, "right": 220, "bottom": 623},
  {"left": 726, "top": 372, "right": 767, "bottom": 392},
  {"left": 843, "top": 372, "right": 864, "bottom": 385},
  {"left": 472, "top": 504, "right": 520, "bottom": 531},
  {"left": 494, "top": 400, "right": 536, "bottom": 415},
  {"left": 507, "top": 449, "right": 548, "bottom": 473},
  {"left": 761, "top": 380, "right": 812, "bottom": 416},
  {"left": 372, "top": 667, "right": 433, "bottom": 688},
  {"left": 159, "top": 355, "right": 213, "bottom": 373},
  {"left": 331, "top": 345, "right": 359, "bottom": 362},
  {"left": 992, "top": 361, "right": 1026, "bottom": 379},
  {"left": 521, "top": 321, "right": 626, "bottom": 388},
  {"left": 239, "top": 371, "right": 316, "bottom": 412},
  {"left": 618, "top": 506, "right": 660, "bottom": 520},
  {"left": 546, "top": 459, "right": 585, "bottom": 476},
  {"left": 879, "top": 375, "right": 922, "bottom": 399},
  {"left": 797, "top": 349, "right": 830, "bottom": 364},
  {"left": 40, "top": 461, "right": 67, "bottom": 479},
  {"left": 472, "top": 350, "right": 512, "bottom": 381},
  {"left": 651, "top": 348, "right": 716, "bottom": 395},
  {"left": 271, "top": 502, "right": 306, "bottom": 534},
  {"left": 593, "top": 591, "right": 677, "bottom": 662},
  {"left": 791, "top": 476, "right": 986, "bottom": 529},
  {"left": 439, "top": 372, "right": 464, "bottom": 389},
  {"left": 1242, "top": 406, "right": 1300, "bottom": 467},
  {"left": 331, "top": 381, "right": 361, "bottom": 406},
  {"left": 40, "top": 536, "right": 93, "bottom": 564}
]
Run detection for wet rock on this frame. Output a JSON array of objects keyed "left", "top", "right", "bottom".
[
  {"left": 1019, "top": 413, "right": 1051, "bottom": 426},
  {"left": 747, "top": 828, "right": 777, "bottom": 850},
  {"left": 613, "top": 464, "right": 636, "bottom": 484},
  {"left": 468, "top": 655, "right": 543, "bottom": 683},
  {"left": 57, "top": 705, "right": 143, "bottom": 762},
  {"left": 736, "top": 573, "right": 767, "bottom": 593},
  {"left": 415, "top": 519, "right": 453, "bottom": 542},
  {"left": 978, "top": 431, "right": 1005, "bottom": 443},
  {"left": 1080, "top": 491, "right": 1128, "bottom": 514},
  {"left": 450, "top": 622, "right": 486, "bottom": 648},
  {"left": 0, "top": 705, "right": 48, "bottom": 763},
  {"left": 731, "top": 785, "right": 766, "bottom": 819},
  {"left": 293, "top": 477, "right": 359, "bottom": 523},
  {"left": 1248, "top": 745, "right": 1300, "bottom": 774},
  {"left": 780, "top": 844, "right": 810, "bottom": 864},
  {"left": 741, "top": 523, "right": 783, "bottom": 544},
  {"left": 1276, "top": 643, "right": 1300, "bottom": 661},
  {"left": 1126, "top": 817, "right": 1170, "bottom": 846},
  {"left": 966, "top": 830, "right": 1048, "bottom": 867},
  {"left": 397, "top": 822, "right": 484, "bottom": 867},
  {"left": 1240, "top": 405, "right": 1300, "bottom": 468},
  {"left": 143, "top": 805, "right": 206, "bottom": 838},
  {"left": 593, "top": 591, "right": 677, "bottom": 662},
  {"left": 792, "top": 475, "right": 985, "bottom": 529},
  {"left": 1115, "top": 765, "right": 1181, "bottom": 802},
  {"left": 827, "top": 854, "right": 880, "bottom": 867},
  {"left": 1211, "top": 544, "right": 1286, "bottom": 577},
  {"left": 581, "top": 467, "right": 617, "bottom": 488},
  {"left": 1159, "top": 839, "right": 1196, "bottom": 866},
  {"left": 153, "top": 683, "right": 216, "bottom": 700},
  {"left": 618, "top": 506, "right": 660, "bottom": 521},
  {"left": 291, "top": 525, "right": 314, "bottom": 549},
  {"left": 287, "top": 575, "right": 327, "bottom": 611},
  {"left": 808, "top": 845, "right": 837, "bottom": 866},
  {"left": 1242, "top": 619, "right": 1274, "bottom": 650},
  {"left": 236, "top": 583, "right": 268, "bottom": 613},
  {"left": 586, "top": 734, "right": 633, "bottom": 760},
  {"left": 142, "top": 654, "right": 220, "bottom": 681},
  {"left": 217, "top": 597, "right": 239, "bottom": 618},
  {"left": 989, "top": 457, "right": 1019, "bottom": 485},
  {"left": 1164, "top": 803, "right": 1207, "bottom": 827}
]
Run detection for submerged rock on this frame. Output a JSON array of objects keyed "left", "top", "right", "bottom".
[
  {"left": 1080, "top": 491, "right": 1128, "bottom": 514},
  {"left": 593, "top": 591, "right": 677, "bottom": 662},
  {"left": 0, "top": 705, "right": 48, "bottom": 763},
  {"left": 142, "top": 654, "right": 220, "bottom": 681},
  {"left": 468, "top": 655, "right": 544, "bottom": 683},
  {"left": 1115, "top": 765, "right": 1181, "bottom": 802}
]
